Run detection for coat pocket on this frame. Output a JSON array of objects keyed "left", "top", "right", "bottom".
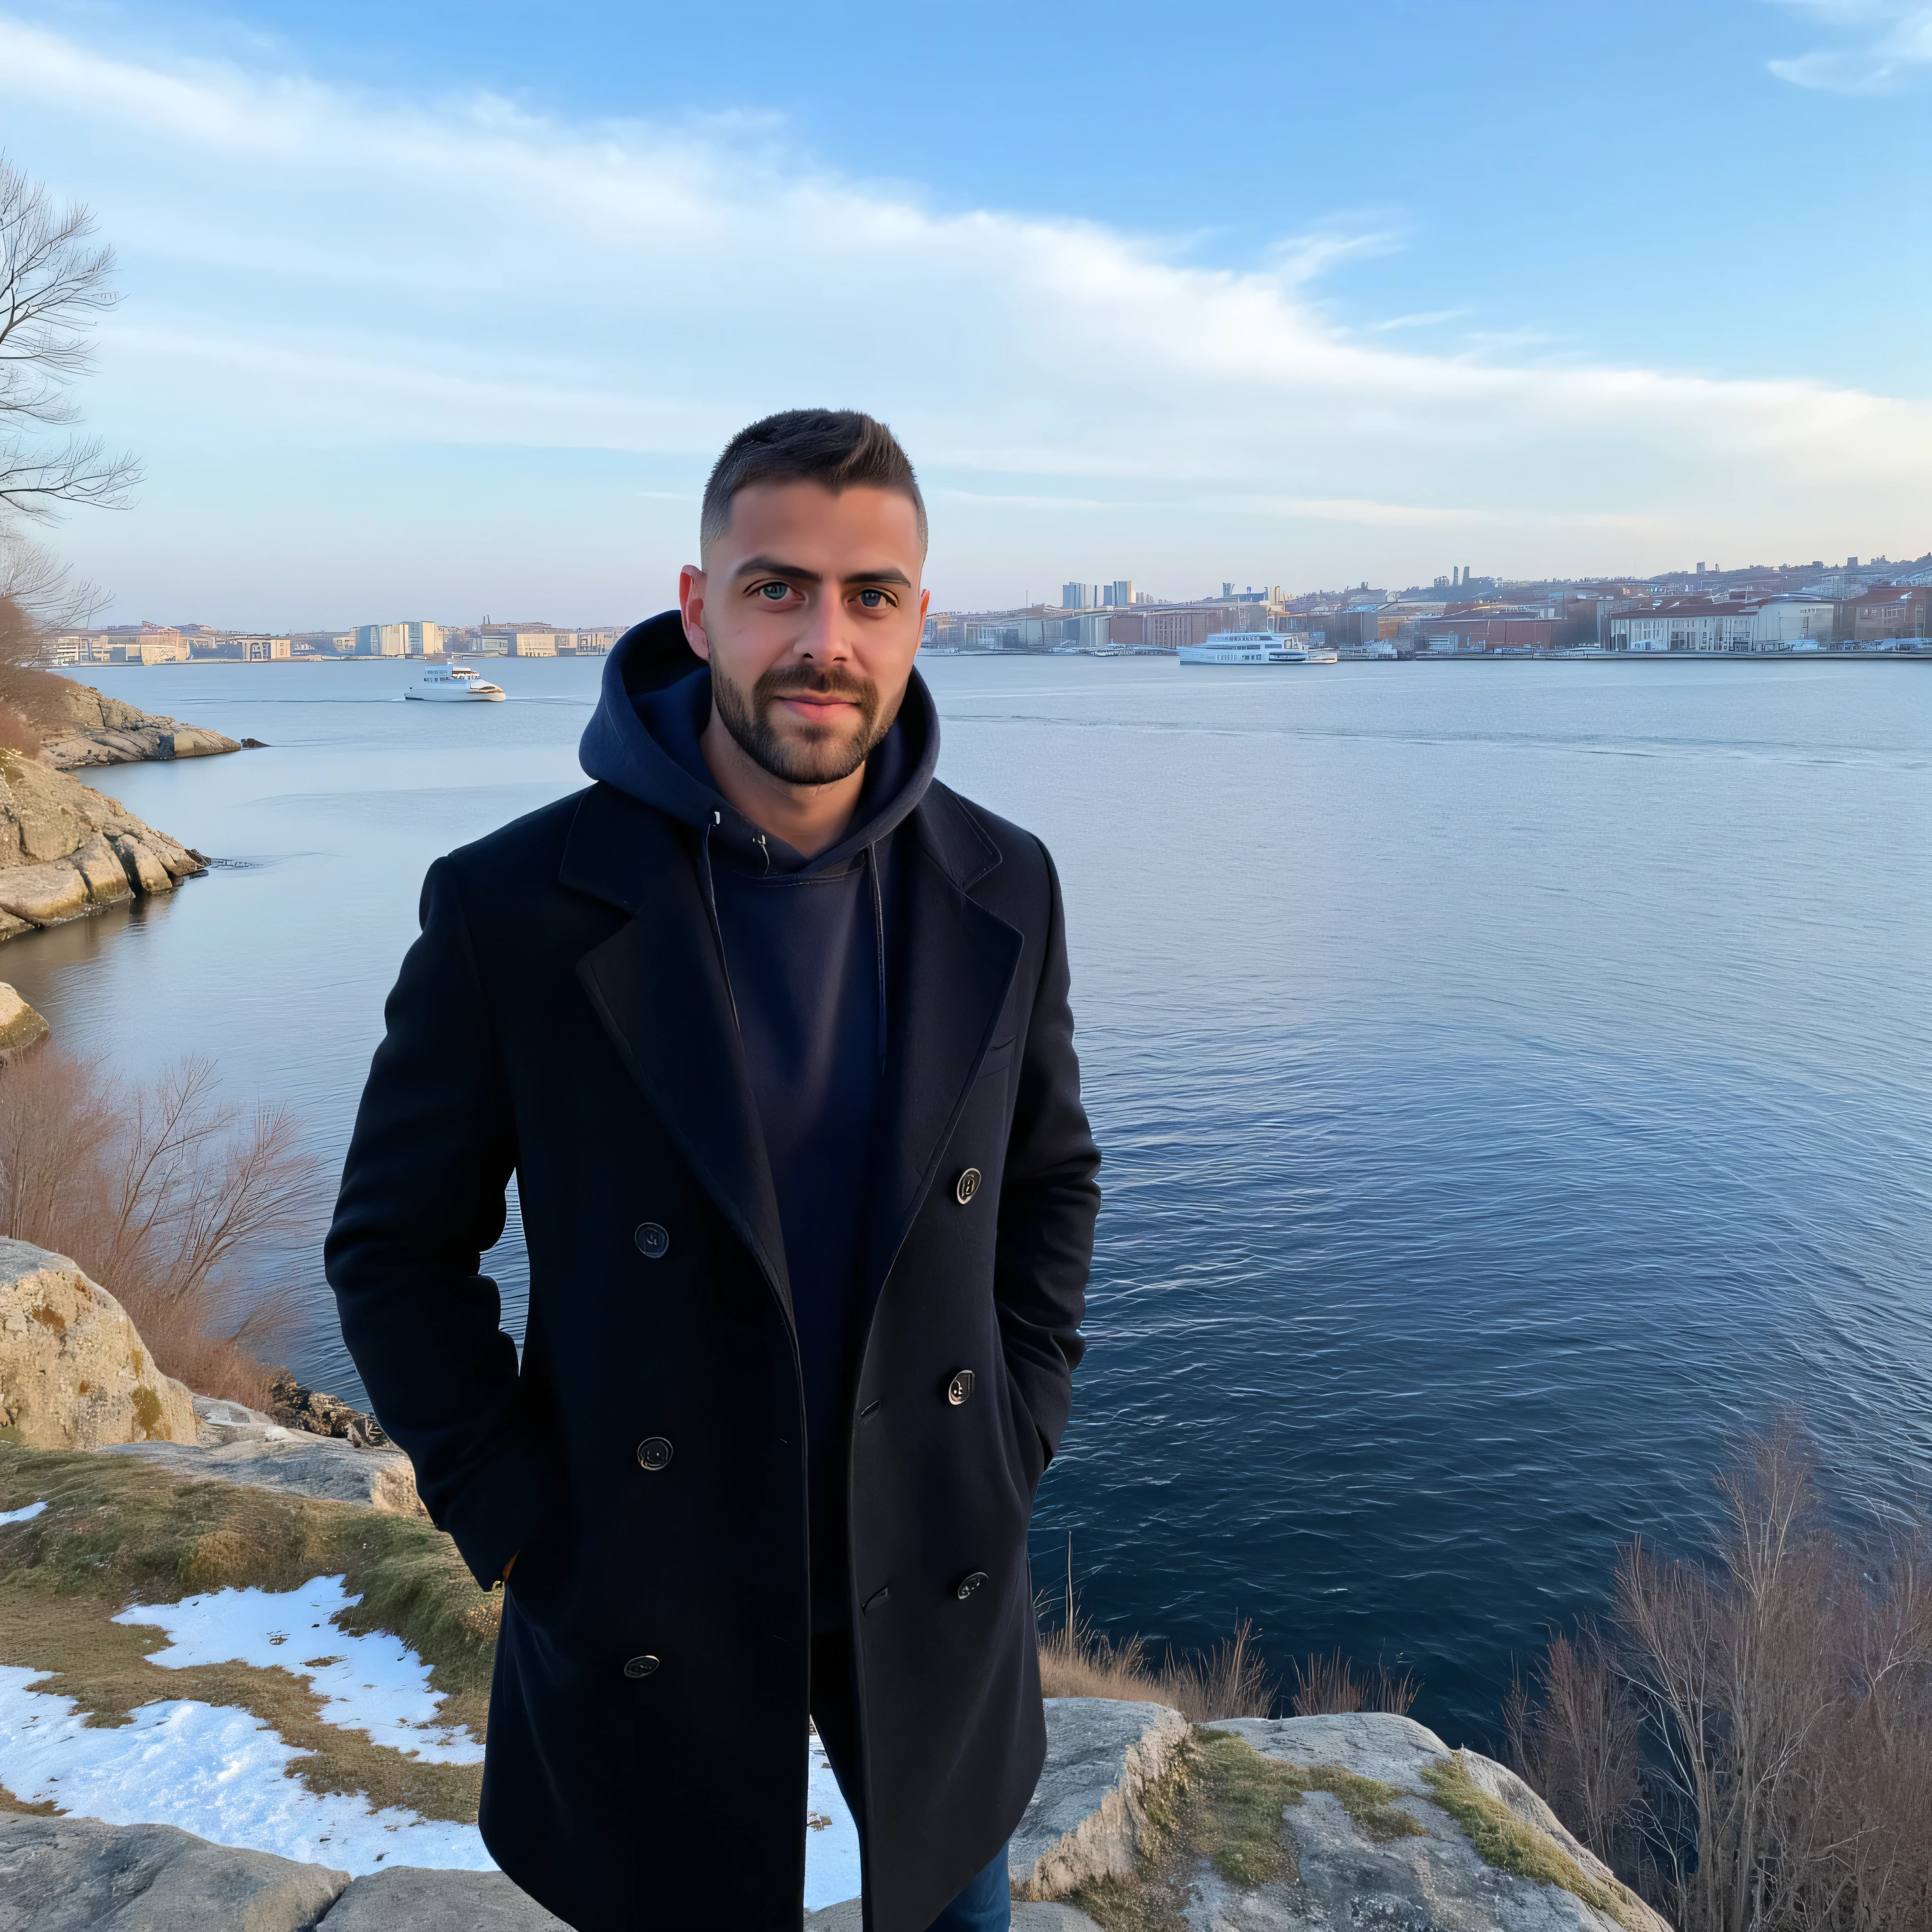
[{"left": 976, "top": 1034, "right": 1019, "bottom": 1081}]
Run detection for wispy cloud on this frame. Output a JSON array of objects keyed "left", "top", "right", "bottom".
[
  {"left": 1767, "top": 0, "right": 1932, "bottom": 91},
  {"left": 935, "top": 491, "right": 1121, "bottom": 510},
  {"left": 0, "top": 12, "right": 1924, "bottom": 614},
  {"left": 1370, "top": 310, "right": 1468, "bottom": 332}
]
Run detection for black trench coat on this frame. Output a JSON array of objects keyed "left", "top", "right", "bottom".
[{"left": 325, "top": 655, "right": 1101, "bottom": 1931}]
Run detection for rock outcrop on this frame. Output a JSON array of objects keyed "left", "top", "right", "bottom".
[
  {"left": 0, "top": 1815, "right": 349, "bottom": 1932},
  {"left": 1012, "top": 1698, "right": 1190, "bottom": 1897},
  {"left": 0, "top": 1240, "right": 197, "bottom": 1451},
  {"left": 0, "top": 752, "right": 204, "bottom": 944},
  {"left": 105, "top": 1393, "right": 429, "bottom": 1518},
  {"left": 1196, "top": 1712, "right": 1669, "bottom": 1932},
  {"left": 266, "top": 1369, "right": 390, "bottom": 1449},
  {"left": 0, "top": 984, "right": 47, "bottom": 1059},
  {"left": 39, "top": 682, "right": 240, "bottom": 771}
]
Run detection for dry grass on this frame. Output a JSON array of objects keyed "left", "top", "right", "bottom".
[
  {"left": 1038, "top": 1607, "right": 1277, "bottom": 1721},
  {"left": 0, "top": 1441, "right": 499, "bottom": 1822},
  {"left": 1508, "top": 1420, "right": 1932, "bottom": 1932},
  {"left": 0, "top": 1047, "right": 318, "bottom": 1406},
  {"left": 1290, "top": 1647, "right": 1420, "bottom": 1718}
]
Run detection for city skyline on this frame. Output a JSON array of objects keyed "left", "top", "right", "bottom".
[{"left": 0, "top": 1, "right": 1927, "bottom": 625}]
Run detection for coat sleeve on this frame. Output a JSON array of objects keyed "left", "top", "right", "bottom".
[
  {"left": 995, "top": 838, "right": 1101, "bottom": 1468},
  {"left": 325, "top": 856, "right": 558, "bottom": 1588}
]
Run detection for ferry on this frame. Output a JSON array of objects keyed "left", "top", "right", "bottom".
[
  {"left": 404, "top": 662, "right": 507, "bottom": 702},
  {"left": 1178, "top": 632, "right": 1339, "bottom": 666}
]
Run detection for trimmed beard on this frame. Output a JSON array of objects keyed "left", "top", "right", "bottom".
[{"left": 711, "top": 659, "right": 897, "bottom": 786}]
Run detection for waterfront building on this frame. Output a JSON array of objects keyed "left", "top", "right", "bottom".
[
  {"left": 1110, "top": 580, "right": 1133, "bottom": 609},
  {"left": 1416, "top": 615, "right": 1555, "bottom": 653},
  {"left": 405, "top": 621, "right": 444, "bottom": 657},
  {"left": 230, "top": 635, "right": 292, "bottom": 661},
  {"left": 1840, "top": 586, "right": 1932, "bottom": 644},
  {"left": 353, "top": 623, "right": 408, "bottom": 657},
  {"left": 1606, "top": 596, "right": 1833, "bottom": 652},
  {"left": 479, "top": 627, "right": 558, "bottom": 657}
]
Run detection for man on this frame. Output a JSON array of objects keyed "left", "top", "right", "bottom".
[{"left": 327, "top": 409, "right": 1101, "bottom": 1931}]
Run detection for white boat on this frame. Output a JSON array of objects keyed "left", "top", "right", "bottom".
[
  {"left": 404, "top": 662, "right": 506, "bottom": 702},
  {"left": 1178, "top": 632, "right": 1339, "bottom": 666}
]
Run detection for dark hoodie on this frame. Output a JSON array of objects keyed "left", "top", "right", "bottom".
[{"left": 579, "top": 614, "right": 939, "bottom": 1628}]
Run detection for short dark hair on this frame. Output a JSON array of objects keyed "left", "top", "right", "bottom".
[{"left": 700, "top": 409, "right": 927, "bottom": 550}]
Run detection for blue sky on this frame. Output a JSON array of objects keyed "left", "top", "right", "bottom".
[{"left": 1, "top": 0, "right": 1927, "bottom": 624}]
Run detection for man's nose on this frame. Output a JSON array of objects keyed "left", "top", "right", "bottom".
[{"left": 795, "top": 594, "right": 853, "bottom": 661}]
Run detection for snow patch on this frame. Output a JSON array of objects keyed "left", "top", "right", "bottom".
[
  {"left": 112, "top": 1574, "right": 483, "bottom": 1765},
  {"left": 0, "top": 1500, "right": 47, "bottom": 1526},
  {"left": 4, "top": 1567, "right": 862, "bottom": 1900},
  {"left": 805, "top": 1727, "right": 862, "bottom": 1910},
  {"left": 0, "top": 1665, "right": 491, "bottom": 1876}
]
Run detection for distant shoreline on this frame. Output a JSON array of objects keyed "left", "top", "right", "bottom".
[{"left": 84, "top": 646, "right": 1932, "bottom": 670}]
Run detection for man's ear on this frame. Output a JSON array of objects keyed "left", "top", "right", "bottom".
[{"left": 679, "top": 564, "right": 711, "bottom": 661}]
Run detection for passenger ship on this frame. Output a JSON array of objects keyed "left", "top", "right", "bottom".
[
  {"left": 1177, "top": 632, "right": 1340, "bottom": 666},
  {"left": 404, "top": 662, "right": 507, "bottom": 702}
]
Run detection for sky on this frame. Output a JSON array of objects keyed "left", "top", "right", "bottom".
[{"left": 0, "top": 0, "right": 1927, "bottom": 625}]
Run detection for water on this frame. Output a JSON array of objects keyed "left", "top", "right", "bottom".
[{"left": 12, "top": 653, "right": 1930, "bottom": 1744}]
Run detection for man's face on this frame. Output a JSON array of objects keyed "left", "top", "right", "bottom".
[{"left": 681, "top": 481, "right": 929, "bottom": 787}]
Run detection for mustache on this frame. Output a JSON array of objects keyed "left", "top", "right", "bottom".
[{"left": 753, "top": 665, "right": 875, "bottom": 704}]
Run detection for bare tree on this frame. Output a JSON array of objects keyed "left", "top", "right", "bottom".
[
  {"left": 0, "top": 155, "right": 142, "bottom": 523},
  {"left": 0, "top": 522, "right": 105, "bottom": 628},
  {"left": 1511, "top": 1423, "right": 1932, "bottom": 1931}
]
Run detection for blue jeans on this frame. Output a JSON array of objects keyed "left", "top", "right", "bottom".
[
  {"left": 926, "top": 1841, "right": 1011, "bottom": 1931},
  {"left": 811, "top": 1630, "right": 1011, "bottom": 1932}
]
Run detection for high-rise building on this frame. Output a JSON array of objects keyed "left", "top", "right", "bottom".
[
  {"left": 1109, "top": 580, "right": 1133, "bottom": 609},
  {"left": 353, "top": 623, "right": 408, "bottom": 657},
  {"left": 405, "top": 620, "right": 444, "bottom": 656},
  {"left": 1061, "top": 582, "right": 1092, "bottom": 609}
]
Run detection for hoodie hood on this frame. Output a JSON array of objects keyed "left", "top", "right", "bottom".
[{"left": 578, "top": 608, "right": 939, "bottom": 875}]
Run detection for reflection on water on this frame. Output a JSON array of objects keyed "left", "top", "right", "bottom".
[{"left": 9, "top": 653, "right": 1929, "bottom": 1741}]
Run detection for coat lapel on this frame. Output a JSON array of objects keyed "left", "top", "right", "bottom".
[
  {"left": 860, "top": 788, "right": 1024, "bottom": 1328},
  {"left": 562, "top": 788, "right": 792, "bottom": 1322}
]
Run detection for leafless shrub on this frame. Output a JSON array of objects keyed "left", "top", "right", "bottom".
[
  {"left": 0, "top": 1047, "right": 318, "bottom": 1405},
  {"left": 0, "top": 702, "right": 39, "bottom": 753},
  {"left": 1290, "top": 1646, "right": 1419, "bottom": 1717},
  {"left": 0, "top": 593, "right": 72, "bottom": 733},
  {"left": 1508, "top": 1420, "right": 1932, "bottom": 1931},
  {"left": 1504, "top": 1620, "right": 1642, "bottom": 1868}
]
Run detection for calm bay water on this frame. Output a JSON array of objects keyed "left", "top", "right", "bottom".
[{"left": 12, "top": 652, "right": 1930, "bottom": 1743}]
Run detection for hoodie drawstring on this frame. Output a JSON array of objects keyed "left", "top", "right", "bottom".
[
  {"left": 698, "top": 811, "right": 742, "bottom": 1032},
  {"left": 868, "top": 842, "right": 888, "bottom": 1072}
]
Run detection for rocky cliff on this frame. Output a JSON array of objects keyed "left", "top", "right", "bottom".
[
  {"left": 0, "top": 750, "right": 204, "bottom": 943},
  {"left": 41, "top": 681, "right": 240, "bottom": 770}
]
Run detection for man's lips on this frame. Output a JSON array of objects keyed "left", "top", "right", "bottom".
[{"left": 774, "top": 691, "right": 859, "bottom": 715}]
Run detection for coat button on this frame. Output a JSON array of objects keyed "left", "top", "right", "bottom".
[
  {"left": 636, "top": 1436, "right": 673, "bottom": 1471},
  {"left": 954, "top": 1168, "right": 982, "bottom": 1206},
  {"left": 947, "top": 1369, "right": 976, "bottom": 1407},
  {"left": 622, "top": 1654, "right": 660, "bottom": 1679},
  {"left": 634, "top": 1222, "right": 670, "bottom": 1259},
  {"left": 955, "top": 1571, "right": 989, "bottom": 1601}
]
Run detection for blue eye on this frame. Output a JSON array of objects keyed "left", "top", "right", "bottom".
[
  {"left": 758, "top": 583, "right": 789, "bottom": 601},
  {"left": 858, "top": 590, "right": 886, "bottom": 608}
]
